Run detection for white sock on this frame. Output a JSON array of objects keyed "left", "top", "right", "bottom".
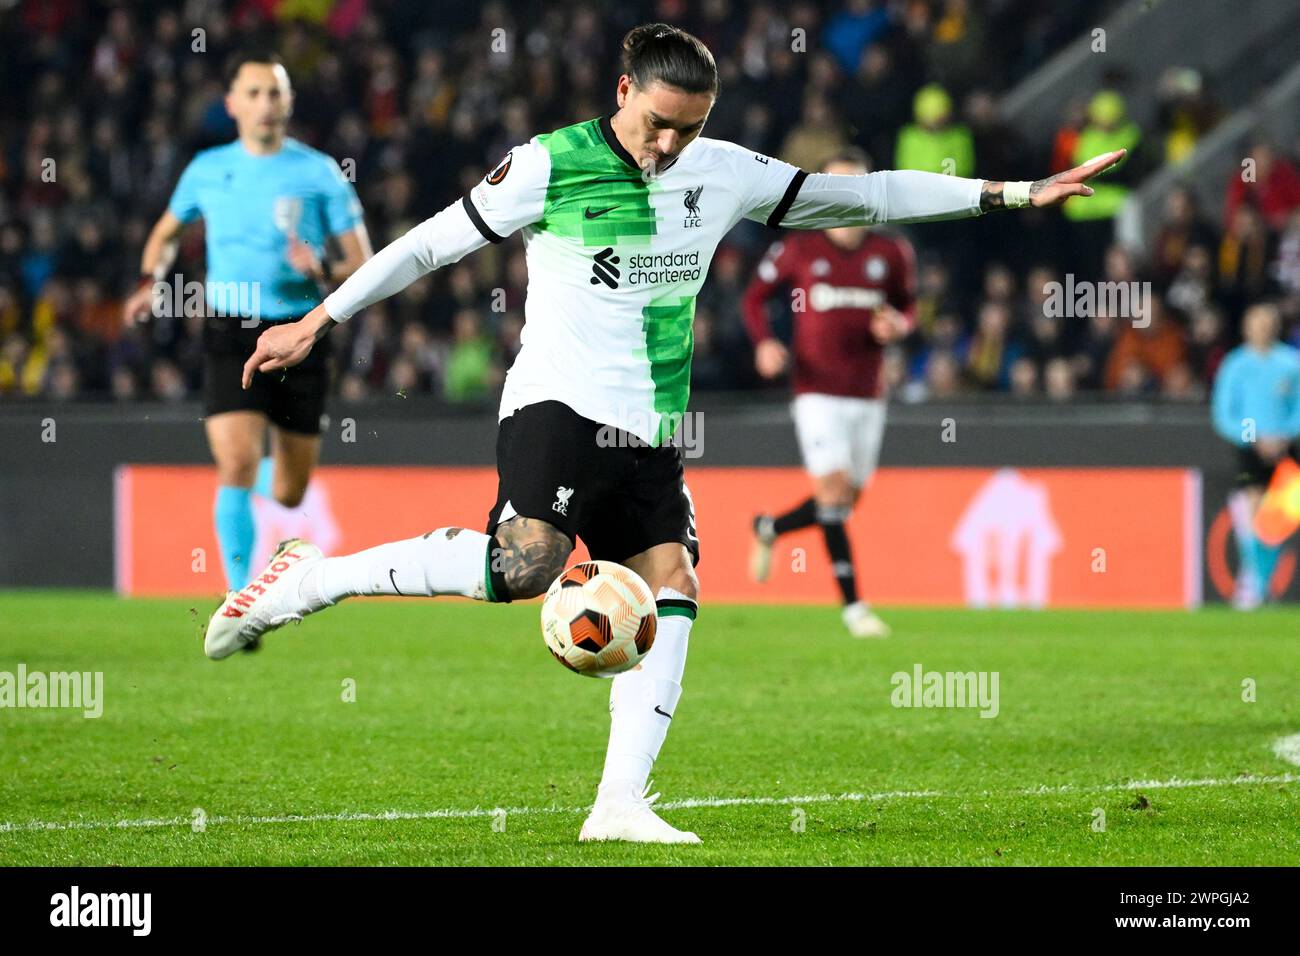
[
  {"left": 299, "top": 527, "right": 498, "bottom": 607},
  {"left": 1227, "top": 491, "right": 1260, "bottom": 591},
  {"left": 597, "top": 586, "right": 695, "bottom": 801}
]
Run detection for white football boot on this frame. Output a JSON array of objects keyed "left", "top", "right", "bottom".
[
  {"left": 579, "top": 782, "right": 701, "bottom": 845},
  {"left": 842, "top": 600, "right": 890, "bottom": 639},
  {"left": 749, "top": 514, "right": 776, "bottom": 584},
  {"left": 204, "top": 538, "right": 324, "bottom": 660}
]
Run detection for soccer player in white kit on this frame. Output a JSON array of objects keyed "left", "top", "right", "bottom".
[{"left": 202, "top": 23, "right": 1124, "bottom": 844}]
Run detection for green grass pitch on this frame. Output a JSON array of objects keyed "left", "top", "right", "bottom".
[{"left": 1, "top": 592, "right": 1297, "bottom": 866}]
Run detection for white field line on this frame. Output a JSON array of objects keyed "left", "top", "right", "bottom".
[{"left": 1, "top": 772, "right": 1296, "bottom": 836}]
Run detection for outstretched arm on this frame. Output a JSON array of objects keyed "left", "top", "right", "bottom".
[
  {"left": 240, "top": 198, "right": 488, "bottom": 387},
  {"left": 242, "top": 140, "right": 551, "bottom": 388},
  {"left": 774, "top": 150, "right": 1127, "bottom": 229}
]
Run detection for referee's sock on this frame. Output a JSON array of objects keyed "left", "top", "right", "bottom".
[
  {"left": 817, "top": 503, "right": 859, "bottom": 605},
  {"left": 1254, "top": 537, "right": 1281, "bottom": 593},
  {"left": 214, "top": 486, "right": 255, "bottom": 590}
]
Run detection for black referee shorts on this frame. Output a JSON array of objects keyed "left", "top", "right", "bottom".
[
  {"left": 203, "top": 315, "right": 332, "bottom": 436},
  {"left": 486, "top": 400, "right": 700, "bottom": 566},
  {"left": 1235, "top": 441, "right": 1300, "bottom": 489}
]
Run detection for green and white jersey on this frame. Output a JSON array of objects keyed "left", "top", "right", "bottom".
[
  {"left": 462, "top": 116, "right": 808, "bottom": 446},
  {"left": 324, "top": 115, "right": 983, "bottom": 445}
]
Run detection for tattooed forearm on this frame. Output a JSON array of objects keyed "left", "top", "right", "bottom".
[
  {"left": 494, "top": 517, "right": 572, "bottom": 599},
  {"left": 979, "top": 181, "right": 1006, "bottom": 211},
  {"left": 980, "top": 174, "right": 1060, "bottom": 211}
]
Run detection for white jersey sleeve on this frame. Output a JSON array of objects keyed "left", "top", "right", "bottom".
[
  {"left": 778, "top": 170, "right": 985, "bottom": 228},
  {"left": 734, "top": 149, "right": 811, "bottom": 227},
  {"left": 462, "top": 139, "right": 551, "bottom": 243},
  {"left": 322, "top": 199, "right": 484, "bottom": 321},
  {"left": 323, "top": 141, "right": 551, "bottom": 322},
  {"left": 733, "top": 146, "right": 984, "bottom": 229}
]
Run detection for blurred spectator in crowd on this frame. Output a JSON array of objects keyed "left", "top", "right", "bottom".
[
  {"left": 1062, "top": 90, "right": 1142, "bottom": 277},
  {"left": 926, "top": 0, "right": 987, "bottom": 94},
  {"left": 1156, "top": 67, "right": 1219, "bottom": 166},
  {"left": 923, "top": 349, "right": 963, "bottom": 400},
  {"left": 840, "top": 44, "right": 910, "bottom": 166},
  {"left": 1165, "top": 244, "right": 1216, "bottom": 316},
  {"left": 780, "top": 92, "right": 848, "bottom": 172},
  {"left": 1105, "top": 299, "right": 1187, "bottom": 395},
  {"left": 0, "top": 332, "right": 36, "bottom": 395},
  {"left": 965, "top": 300, "right": 1021, "bottom": 391},
  {"left": 1024, "top": 311, "right": 1072, "bottom": 372},
  {"left": 894, "top": 83, "right": 973, "bottom": 176},
  {"left": 1008, "top": 355, "right": 1038, "bottom": 398},
  {"left": 1273, "top": 209, "right": 1300, "bottom": 328},
  {"left": 1218, "top": 205, "right": 1277, "bottom": 320},
  {"left": 964, "top": 89, "right": 1021, "bottom": 178},
  {"left": 1072, "top": 309, "right": 1119, "bottom": 391},
  {"left": 1049, "top": 96, "right": 1087, "bottom": 175},
  {"left": 911, "top": 259, "right": 958, "bottom": 339},
  {"left": 908, "top": 311, "right": 967, "bottom": 383},
  {"left": 1151, "top": 185, "right": 1218, "bottom": 283},
  {"left": 822, "top": 0, "right": 891, "bottom": 75},
  {"left": 1044, "top": 357, "right": 1076, "bottom": 402},
  {"left": 893, "top": 82, "right": 976, "bottom": 288},
  {"left": 150, "top": 358, "right": 187, "bottom": 401},
  {"left": 1186, "top": 303, "right": 1228, "bottom": 384},
  {"left": 1224, "top": 138, "right": 1300, "bottom": 232}
]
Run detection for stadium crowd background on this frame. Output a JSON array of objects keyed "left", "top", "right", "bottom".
[{"left": 3, "top": 0, "right": 1300, "bottom": 406}]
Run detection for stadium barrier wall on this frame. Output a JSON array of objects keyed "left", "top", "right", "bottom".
[
  {"left": 114, "top": 463, "right": 1201, "bottom": 607},
  {"left": 0, "top": 399, "right": 1288, "bottom": 605}
]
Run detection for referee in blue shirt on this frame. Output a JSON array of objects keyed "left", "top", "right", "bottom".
[
  {"left": 1211, "top": 302, "right": 1300, "bottom": 609},
  {"left": 124, "top": 52, "right": 372, "bottom": 591}
]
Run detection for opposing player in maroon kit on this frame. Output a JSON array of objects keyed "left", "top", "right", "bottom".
[{"left": 743, "top": 148, "right": 913, "bottom": 638}]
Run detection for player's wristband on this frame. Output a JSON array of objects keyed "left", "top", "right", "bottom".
[{"left": 1002, "top": 181, "right": 1032, "bottom": 208}]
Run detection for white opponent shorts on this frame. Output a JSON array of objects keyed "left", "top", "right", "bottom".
[{"left": 791, "top": 393, "right": 887, "bottom": 487}]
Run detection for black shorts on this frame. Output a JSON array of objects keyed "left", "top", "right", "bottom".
[
  {"left": 1235, "top": 442, "right": 1300, "bottom": 489},
  {"left": 486, "top": 400, "right": 700, "bottom": 566},
  {"left": 203, "top": 315, "right": 332, "bottom": 435}
]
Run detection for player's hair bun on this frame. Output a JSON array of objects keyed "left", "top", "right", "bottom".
[{"left": 620, "top": 23, "right": 719, "bottom": 97}]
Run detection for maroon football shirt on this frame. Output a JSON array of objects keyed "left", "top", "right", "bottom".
[{"left": 742, "top": 230, "right": 916, "bottom": 398}]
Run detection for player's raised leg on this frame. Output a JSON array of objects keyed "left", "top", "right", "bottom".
[
  {"left": 581, "top": 541, "right": 701, "bottom": 845},
  {"left": 202, "top": 515, "right": 569, "bottom": 659},
  {"left": 206, "top": 411, "right": 268, "bottom": 590}
]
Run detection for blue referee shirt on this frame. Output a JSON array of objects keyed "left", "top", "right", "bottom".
[
  {"left": 167, "top": 138, "right": 363, "bottom": 321},
  {"left": 1211, "top": 342, "right": 1300, "bottom": 445}
]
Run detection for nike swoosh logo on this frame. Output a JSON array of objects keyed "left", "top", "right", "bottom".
[
  {"left": 584, "top": 205, "right": 619, "bottom": 219},
  {"left": 654, "top": 705, "right": 673, "bottom": 720},
  {"left": 388, "top": 568, "right": 404, "bottom": 596}
]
